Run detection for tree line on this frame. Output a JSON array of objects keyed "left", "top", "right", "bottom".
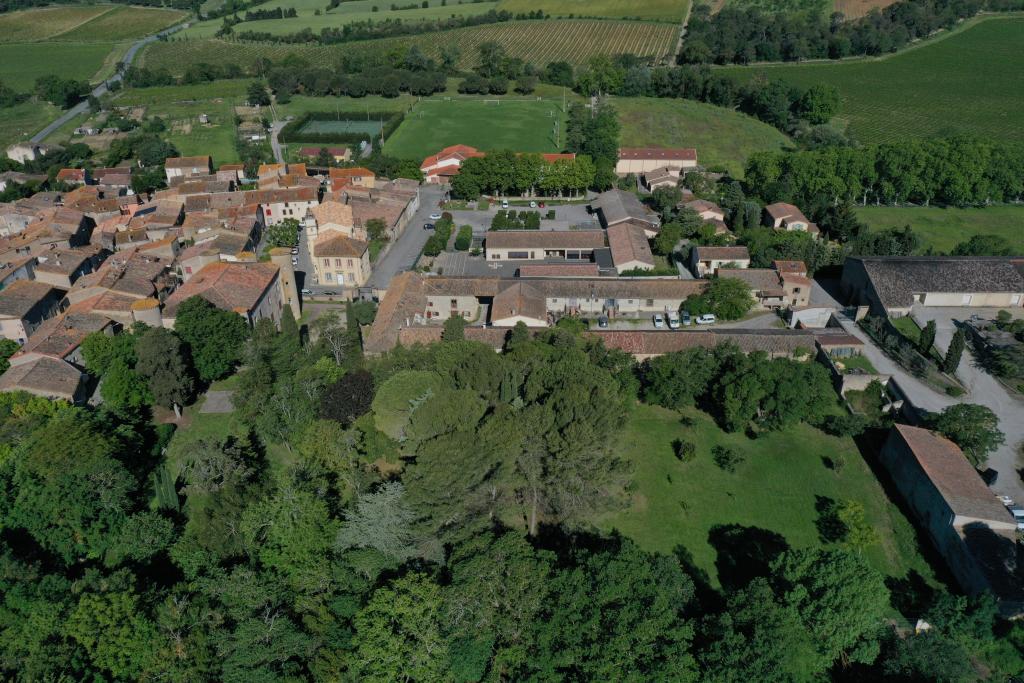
[
  {"left": 680, "top": 0, "right": 1024, "bottom": 65},
  {"left": 450, "top": 150, "right": 597, "bottom": 199},
  {"left": 0, "top": 316, "right": 1021, "bottom": 679},
  {"left": 745, "top": 136, "right": 1024, "bottom": 208}
]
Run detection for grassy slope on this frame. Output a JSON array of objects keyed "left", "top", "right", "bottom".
[
  {"left": 383, "top": 98, "right": 566, "bottom": 159},
  {"left": 0, "top": 42, "right": 119, "bottom": 90},
  {"left": 0, "top": 100, "right": 61, "bottom": 150},
  {"left": 0, "top": 5, "right": 110, "bottom": 41},
  {"left": 53, "top": 6, "right": 186, "bottom": 41},
  {"left": 598, "top": 404, "right": 940, "bottom": 588},
  {"left": 185, "top": 0, "right": 499, "bottom": 38},
  {"left": 612, "top": 96, "right": 790, "bottom": 177},
  {"left": 718, "top": 16, "right": 1024, "bottom": 144},
  {"left": 856, "top": 205, "right": 1024, "bottom": 254},
  {"left": 497, "top": 0, "right": 689, "bottom": 21}
]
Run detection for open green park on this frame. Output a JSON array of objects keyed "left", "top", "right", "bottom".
[
  {"left": 718, "top": 15, "right": 1024, "bottom": 144},
  {"left": 598, "top": 403, "right": 941, "bottom": 589},
  {"left": 856, "top": 205, "right": 1024, "bottom": 254},
  {"left": 383, "top": 98, "right": 566, "bottom": 160}
]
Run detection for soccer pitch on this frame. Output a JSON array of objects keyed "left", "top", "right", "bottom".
[{"left": 383, "top": 98, "right": 567, "bottom": 161}]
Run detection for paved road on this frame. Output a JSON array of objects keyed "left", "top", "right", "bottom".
[
  {"left": 270, "top": 121, "right": 286, "bottom": 164},
  {"left": 366, "top": 185, "right": 445, "bottom": 290},
  {"left": 30, "top": 21, "right": 190, "bottom": 144}
]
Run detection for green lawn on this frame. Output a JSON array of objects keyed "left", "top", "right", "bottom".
[
  {"left": 497, "top": 0, "right": 688, "bottom": 21},
  {"left": 0, "top": 100, "right": 61, "bottom": 150},
  {"left": 718, "top": 15, "right": 1024, "bottom": 144},
  {"left": 597, "top": 403, "right": 940, "bottom": 588},
  {"left": 384, "top": 98, "right": 566, "bottom": 160},
  {"left": 857, "top": 205, "right": 1024, "bottom": 254},
  {"left": 612, "top": 96, "right": 791, "bottom": 177},
  {"left": 890, "top": 316, "right": 921, "bottom": 345},
  {"left": 835, "top": 353, "right": 878, "bottom": 374},
  {"left": 0, "top": 41, "right": 121, "bottom": 90}
]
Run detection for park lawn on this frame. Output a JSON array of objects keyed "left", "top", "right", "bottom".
[
  {"left": 612, "top": 96, "right": 791, "bottom": 177},
  {"left": 836, "top": 353, "right": 878, "bottom": 374},
  {"left": 0, "top": 5, "right": 111, "bottom": 42},
  {"left": 0, "top": 42, "right": 121, "bottom": 90},
  {"left": 597, "top": 403, "right": 940, "bottom": 588},
  {"left": 497, "top": 0, "right": 688, "bottom": 21},
  {"left": 857, "top": 205, "right": 1024, "bottom": 254},
  {"left": 384, "top": 98, "right": 566, "bottom": 160},
  {"left": 276, "top": 92, "right": 417, "bottom": 119},
  {"left": 53, "top": 5, "right": 186, "bottom": 41},
  {"left": 718, "top": 15, "right": 1024, "bottom": 144},
  {"left": 0, "top": 100, "right": 61, "bottom": 150},
  {"left": 185, "top": 0, "right": 500, "bottom": 38}
]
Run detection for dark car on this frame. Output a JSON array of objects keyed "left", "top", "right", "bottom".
[
  {"left": 322, "top": 290, "right": 337, "bottom": 296},
  {"left": 423, "top": 222, "right": 435, "bottom": 230},
  {"left": 597, "top": 315, "right": 609, "bottom": 328}
]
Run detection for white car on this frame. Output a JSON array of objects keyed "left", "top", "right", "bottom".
[
  {"left": 653, "top": 313, "right": 665, "bottom": 328},
  {"left": 301, "top": 288, "right": 313, "bottom": 295},
  {"left": 667, "top": 311, "right": 681, "bottom": 329},
  {"left": 529, "top": 201, "right": 537, "bottom": 208},
  {"left": 429, "top": 213, "right": 442, "bottom": 220},
  {"left": 999, "top": 495, "right": 1014, "bottom": 507},
  {"left": 696, "top": 314, "right": 716, "bottom": 325},
  {"left": 501, "top": 199, "right": 509, "bottom": 209}
]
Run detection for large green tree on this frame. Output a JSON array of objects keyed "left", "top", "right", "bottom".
[
  {"left": 174, "top": 296, "right": 250, "bottom": 382},
  {"left": 135, "top": 327, "right": 194, "bottom": 416},
  {"left": 928, "top": 403, "right": 1005, "bottom": 468}
]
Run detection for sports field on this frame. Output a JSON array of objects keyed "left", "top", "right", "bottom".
[
  {"left": 597, "top": 403, "right": 941, "bottom": 589},
  {"left": 0, "top": 5, "right": 184, "bottom": 42},
  {"left": 383, "top": 99, "right": 565, "bottom": 160},
  {"left": 613, "top": 96, "right": 791, "bottom": 177},
  {"left": 0, "top": 42, "right": 122, "bottom": 91},
  {"left": 718, "top": 16, "right": 1024, "bottom": 144},
  {"left": 856, "top": 205, "right": 1024, "bottom": 254},
  {"left": 497, "top": 0, "right": 688, "bottom": 21},
  {"left": 300, "top": 119, "right": 383, "bottom": 136},
  {"left": 143, "top": 19, "right": 678, "bottom": 72}
]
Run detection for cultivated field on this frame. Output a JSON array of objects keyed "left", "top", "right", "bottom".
[
  {"left": 718, "top": 16, "right": 1024, "bottom": 144},
  {"left": 0, "top": 100, "right": 62, "bottom": 151},
  {"left": 148, "top": 19, "right": 678, "bottom": 71},
  {"left": 184, "top": 0, "right": 501, "bottom": 38},
  {"left": 597, "top": 404, "right": 940, "bottom": 589},
  {"left": 856, "top": 205, "right": 1024, "bottom": 254},
  {"left": 0, "top": 4, "right": 184, "bottom": 42},
  {"left": 383, "top": 98, "right": 565, "bottom": 160},
  {"left": 497, "top": 0, "right": 689, "bottom": 22},
  {"left": 613, "top": 96, "right": 791, "bottom": 177},
  {"left": 0, "top": 42, "right": 122, "bottom": 90}
]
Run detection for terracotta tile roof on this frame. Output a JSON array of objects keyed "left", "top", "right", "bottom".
[
  {"left": 492, "top": 281, "right": 546, "bottom": 323},
  {"left": 0, "top": 355, "right": 83, "bottom": 401},
  {"left": 242, "top": 187, "right": 318, "bottom": 205},
  {"left": 765, "top": 202, "right": 807, "bottom": 222},
  {"left": 420, "top": 144, "right": 484, "bottom": 170},
  {"left": 685, "top": 199, "right": 723, "bottom": 214},
  {"left": 720, "top": 268, "right": 784, "bottom": 295},
  {"left": 313, "top": 233, "right": 367, "bottom": 258},
  {"left": 693, "top": 246, "right": 750, "bottom": 261},
  {"left": 364, "top": 271, "right": 426, "bottom": 354},
  {"left": 485, "top": 230, "right": 606, "bottom": 250},
  {"left": 219, "top": 164, "right": 244, "bottom": 172},
  {"left": 607, "top": 223, "right": 654, "bottom": 268},
  {"left": 813, "top": 331, "right": 863, "bottom": 348},
  {"left": 890, "top": 424, "right": 1014, "bottom": 523},
  {"left": 329, "top": 167, "right": 374, "bottom": 179},
  {"left": 166, "top": 155, "right": 212, "bottom": 169},
  {"left": 33, "top": 247, "right": 97, "bottom": 275},
  {"left": 350, "top": 200, "right": 403, "bottom": 229},
  {"left": 311, "top": 201, "right": 353, "bottom": 227},
  {"left": 56, "top": 168, "right": 87, "bottom": 183},
  {"left": 517, "top": 264, "right": 600, "bottom": 278},
  {"left": 773, "top": 260, "right": 807, "bottom": 276},
  {"left": 591, "top": 189, "right": 659, "bottom": 228},
  {"left": 618, "top": 147, "right": 697, "bottom": 161},
  {"left": 0, "top": 280, "right": 57, "bottom": 318},
  {"left": 15, "top": 311, "right": 113, "bottom": 359},
  {"left": 586, "top": 328, "right": 816, "bottom": 357},
  {"left": 162, "top": 261, "right": 279, "bottom": 318}
]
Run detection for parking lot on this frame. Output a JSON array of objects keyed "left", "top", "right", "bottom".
[{"left": 447, "top": 202, "right": 599, "bottom": 235}]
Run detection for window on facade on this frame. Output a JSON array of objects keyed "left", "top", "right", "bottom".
[
  {"left": 508, "top": 251, "right": 529, "bottom": 259},
  {"left": 450, "top": 299, "right": 458, "bottom": 308},
  {"left": 323, "top": 259, "right": 330, "bottom": 267},
  {"left": 347, "top": 259, "right": 354, "bottom": 267},
  {"left": 335, "top": 259, "right": 342, "bottom": 267},
  {"left": 646, "top": 299, "right": 654, "bottom": 307}
]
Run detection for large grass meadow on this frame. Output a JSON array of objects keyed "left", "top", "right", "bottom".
[
  {"left": 0, "top": 42, "right": 124, "bottom": 90},
  {"left": 385, "top": 98, "right": 567, "bottom": 159},
  {"left": 857, "top": 205, "right": 1024, "bottom": 254},
  {"left": 598, "top": 403, "right": 942, "bottom": 590},
  {"left": 613, "top": 96, "right": 791, "bottom": 177},
  {"left": 718, "top": 16, "right": 1024, "bottom": 144}
]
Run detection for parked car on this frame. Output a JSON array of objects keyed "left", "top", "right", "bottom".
[
  {"left": 696, "top": 314, "right": 716, "bottom": 325},
  {"left": 300, "top": 288, "right": 312, "bottom": 295},
  {"left": 597, "top": 315, "right": 609, "bottom": 328},
  {"left": 291, "top": 248, "right": 299, "bottom": 255},
  {"left": 538, "top": 201, "right": 546, "bottom": 208},
  {"left": 998, "top": 494, "right": 1014, "bottom": 507},
  {"left": 501, "top": 199, "right": 509, "bottom": 209},
  {"left": 423, "top": 222, "right": 435, "bottom": 230},
  {"left": 429, "top": 213, "right": 442, "bottom": 220},
  {"left": 653, "top": 313, "right": 665, "bottom": 328},
  {"left": 667, "top": 311, "right": 681, "bottom": 329},
  {"left": 529, "top": 201, "right": 537, "bottom": 208},
  {"left": 681, "top": 310, "right": 692, "bottom": 326},
  {"left": 322, "top": 290, "right": 337, "bottom": 296},
  {"left": 1010, "top": 507, "right": 1024, "bottom": 519}
]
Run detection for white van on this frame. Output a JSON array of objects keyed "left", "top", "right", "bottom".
[{"left": 667, "top": 311, "right": 681, "bottom": 329}]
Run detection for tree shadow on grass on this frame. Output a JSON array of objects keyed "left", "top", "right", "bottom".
[
  {"left": 707, "top": 523, "right": 790, "bottom": 593},
  {"left": 814, "top": 495, "right": 848, "bottom": 544}
]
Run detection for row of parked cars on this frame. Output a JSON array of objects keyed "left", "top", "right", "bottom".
[
  {"left": 998, "top": 495, "right": 1024, "bottom": 530},
  {"left": 594, "top": 312, "right": 716, "bottom": 329}
]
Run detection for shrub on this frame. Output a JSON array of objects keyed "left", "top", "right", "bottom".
[
  {"left": 822, "top": 413, "right": 868, "bottom": 437},
  {"left": 712, "top": 445, "right": 743, "bottom": 473},
  {"left": 454, "top": 225, "right": 472, "bottom": 251},
  {"left": 546, "top": 209, "right": 556, "bottom": 219},
  {"left": 673, "top": 439, "right": 696, "bottom": 463}
]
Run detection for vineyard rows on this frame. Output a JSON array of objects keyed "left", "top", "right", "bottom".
[{"left": 141, "top": 19, "right": 679, "bottom": 73}]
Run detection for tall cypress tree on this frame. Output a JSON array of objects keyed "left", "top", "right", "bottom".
[
  {"left": 918, "top": 320, "right": 937, "bottom": 355},
  {"left": 943, "top": 328, "right": 966, "bottom": 373}
]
